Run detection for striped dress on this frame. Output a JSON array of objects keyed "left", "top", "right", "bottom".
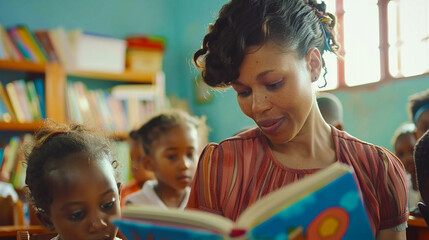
[{"left": 186, "top": 127, "right": 408, "bottom": 235}]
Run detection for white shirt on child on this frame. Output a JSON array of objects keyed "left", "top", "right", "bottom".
[
  {"left": 407, "top": 173, "right": 421, "bottom": 209},
  {"left": 124, "top": 180, "right": 190, "bottom": 209},
  {"left": 0, "top": 181, "right": 18, "bottom": 202}
]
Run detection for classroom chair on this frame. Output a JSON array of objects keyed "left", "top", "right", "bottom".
[
  {"left": 0, "top": 196, "right": 24, "bottom": 226},
  {"left": 16, "top": 231, "right": 57, "bottom": 240}
]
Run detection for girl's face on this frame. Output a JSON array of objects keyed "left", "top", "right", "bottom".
[
  {"left": 47, "top": 153, "right": 120, "bottom": 240},
  {"left": 148, "top": 123, "right": 199, "bottom": 191},
  {"left": 232, "top": 41, "right": 318, "bottom": 144},
  {"left": 416, "top": 109, "right": 429, "bottom": 140},
  {"left": 394, "top": 133, "right": 417, "bottom": 174}
]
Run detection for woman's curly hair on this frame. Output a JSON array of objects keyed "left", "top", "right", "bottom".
[
  {"left": 25, "top": 120, "right": 114, "bottom": 214},
  {"left": 194, "top": 0, "right": 339, "bottom": 88}
]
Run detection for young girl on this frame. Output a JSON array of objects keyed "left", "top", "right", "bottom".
[
  {"left": 188, "top": 0, "right": 408, "bottom": 239},
  {"left": 120, "top": 130, "right": 155, "bottom": 207},
  {"left": 392, "top": 122, "right": 419, "bottom": 210},
  {"left": 25, "top": 121, "right": 122, "bottom": 240},
  {"left": 124, "top": 110, "right": 205, "bottom": 209}
]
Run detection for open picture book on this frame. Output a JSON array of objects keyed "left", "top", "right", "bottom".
[{"left": 114, "top": 162, "right": 374, "bottom": 240}]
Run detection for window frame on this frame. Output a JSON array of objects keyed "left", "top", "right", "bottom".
[{"left": 332, "top": 0, "right": 429, "bottom": 90}]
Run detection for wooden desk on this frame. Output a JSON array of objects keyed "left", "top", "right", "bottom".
[
  {"left": 0, "top": 225, "right": 50, "bottom": 238},
  {"left": 407, "top": 216, "right": 429, "bottom": 240}
]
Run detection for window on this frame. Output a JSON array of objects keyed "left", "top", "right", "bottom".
[{"left": 320, "top": 0, "right": 429, "bottom": 91}]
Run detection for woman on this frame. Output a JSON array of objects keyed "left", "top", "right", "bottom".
[{"left": 187, "top": 0, "right": 408, "bottom": 239}]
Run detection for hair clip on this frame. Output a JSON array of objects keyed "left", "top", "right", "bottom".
[
  {"left": 40, "top": 130, "right": 67, "bottom": 144},
  {"left": 320, "top": 22, "right": 332, "bottom": 53}
]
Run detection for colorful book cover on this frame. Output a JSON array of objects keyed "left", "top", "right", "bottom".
[
  {"left": 66, "top": 84, "right": 83, "bottom": 123},
  {"left": 34, "top": 30, "right": 60, "bottom": 62},
  {"left": 26, "top": 80, "right": 43, "bottom": 120},
  {"left": 34, "top": 78, "right": 46, "bottom": 119},
  {"left": 8, "top": 27, "right": 35, "bottom": 62},
  {"left": 0, "top": 82, "right": 16, "bottom": 122},
  {"left": 114, "top": 162, "right": 374, "bottom": 240},
  {"left": 0, "top": 136, "right": 20, "bottom": 180},
  {"left": 0, "top": 149, "right": 4, "bottom": 172},
  {"left": 13, "top": 80, "right": 34, "bottom": 122},
  {"left": 17, "top": 25, "right": 48, "bottom": 63},
  {"left": 5, "top": 82, "right": 26, "bottom": 123},
  {"left": 0, "top": 24, "right": 23, "bottom": 61},
  {"left": 10, "top": 134, "right": 33, "bottom": 189}
]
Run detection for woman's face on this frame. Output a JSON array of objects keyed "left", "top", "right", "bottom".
[{"left": 232, "top": 41, "right": 318, "bottom": 144}]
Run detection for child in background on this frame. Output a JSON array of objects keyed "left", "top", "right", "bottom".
[
  {"left": 392, "top": 122, "right": 419, "bottom": 210},
  {"left": 120, "top": 130, "right": 155, "bottom": 207},
  {"left": 415, "top": 130, "right": 429, "bottom": 226},
  {"left": 408, "top": 88, "right": 429, "bottom": 140},
  {"left": 25, "top": 121, "right": 122, "bottom": 240},
  {"left": 125, "top": 110, "right": 205, "bottom": 209},
  {"left": 316, "top": 92, "right": 344, "bottom": 130}
]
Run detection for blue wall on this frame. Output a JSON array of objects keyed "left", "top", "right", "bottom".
[
  {"left": 1, "top": 0, "right": 427, "bottom": 148},
  {"left": 334, "top": 76, "right": 428, "bottom": 152}
]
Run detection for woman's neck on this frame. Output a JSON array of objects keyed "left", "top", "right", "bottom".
[
  {"left": 155, "top": 181, "right": 187, "bottom": 208},
  {"left": 269, "top": 101, "right": 336, "bottom": 169}
]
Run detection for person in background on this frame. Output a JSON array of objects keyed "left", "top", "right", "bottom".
[
  {"left": 125, "top": 110, "right": 206, "bottom": 209},
  {"left": 408, "top": 88, "right": 429, "bottom": 140},
  {"left": 120, "top": 130, "right": 155, "bottom": 207},
  {"left": 25, "top": 121, "right": 122, "bottom": 240},
  {"left": 415, "top": 130, "right": 429, "bottom": 226},
  {"left": 392, "top": 122, "right": 419, "bottom": 211},
  {"left": 316, "top": 92, "right": 343, "bottom": 130},
  {"left": 188, "top": 0, "right": 408, "bottom": 239}
]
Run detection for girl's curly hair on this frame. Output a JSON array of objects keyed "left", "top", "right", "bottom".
[{"left": 25, "top": 120, "right": 114, "bottom": 214}]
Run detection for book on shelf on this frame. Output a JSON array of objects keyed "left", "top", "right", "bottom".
[
  {"left": 34, "top": 30, "right": 60, "bottom": 63},
  {"left": 0, "top": 82, "right": 16, "bottom": 122},
  {"left": 33, "top": 78, "right": 46, "bottom": 119},
  {"left": 10, "top": 134, "right": 33, "bottom": 189},
  {"left": 8, "top": 26, "right": 35, "bottom": 62},
  {"left": 0, "top": 136, "right": 20, "bottom": 182},
  {"left": 114, "top": 162, "right": 374, "bottom": 240},
  {"left": 25, "top": 80, "right": 43, "bottom": 121},
  {"left": 0, "top": 24, "right": 23, "bottom": 61},
  {"left": 66, "top": 81, "right": 157, "bottom": 133},
  {"left": 0, "top": 149, "right": 4, "bottom": 175},
  {"left": 111, "top": 84, "right": 158, "bottom": 101},
  {"left": 13, "top": 80, "right": 35, "bottom": 122},
  {"left": 69, "top": 29, "right": 126, "bottom": 73},
  {"left": 107, "top": 96, "right": 128, "bottom": 133},
  {"left": 16, "top": 25, "right": 48, "bottom": 63},
  {"left": 5, "top": 81, "right": 26, "bottom": 123},
  {"left": 49, "top": 27, "right": 74, "bottom": 70}
]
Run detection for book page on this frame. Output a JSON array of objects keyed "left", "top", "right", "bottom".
[{"left": 122, "top": 205, "right": 235, "bottom": 235}]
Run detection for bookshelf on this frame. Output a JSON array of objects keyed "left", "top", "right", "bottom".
[
  {"left": 0, "top": 59, "right": 161, "bottom": 134},
  {"left": 0, "top": 59, "right": 162, "bottom": 192},
  {"left": 0, "top": 25, "right": 165, "bottom": 196}
]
